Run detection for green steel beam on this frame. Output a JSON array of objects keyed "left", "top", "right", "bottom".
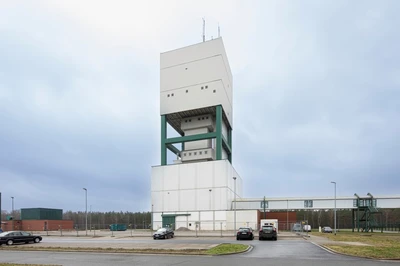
[
  {"left": 166, "top": 144, "right": 180, "bottom": 156},
  {"left": 165, "top": 132, "right": 217, "bottom": 144},
  {"left": 161, "top": 115, "right": 167, "bottom": 166},
  {"left": 222, "top": 135, "right": 231, "bottom": 155},
  {"left": 216, "top": 105, "right": 222, "bottom": 160}
]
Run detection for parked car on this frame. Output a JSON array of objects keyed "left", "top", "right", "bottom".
[
  {"left": 292, "top": 223, "right": 302, "bottom": 232},
  {"left": 153, "top": 228, "right": 174, "bottom": 239},
  {"left": 303, "top": 225, "right": 312, "bottom": 232},
  {"left": 322, "top": 226, "right": 333, "bottom": 233},
  {"left": 0, "top": 231, "right": 42, "bottom": 246},
  {"left": 236, "top": 227, "right": 254, "bottom": 240},
  {"left": 259, "top": 224, "right": 277, "bottom": 241}
]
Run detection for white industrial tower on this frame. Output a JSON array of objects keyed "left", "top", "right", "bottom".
[{"left": 151, "top": 38, "right": 250, "bottom": 230}]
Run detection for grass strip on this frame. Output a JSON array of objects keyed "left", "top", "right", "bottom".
[
  {"left": 0, "top": 244, "right": 249, "bottom": 256},
  {"left": 311, "top": 232, "right": 400, "bottom": 259},
  {"left": 205, "top": 244, "right": 249, "bottom": 255},
  {"left": 325, "top": 245, "right": 400, "bottom": 259},
  {"left": 0, "top": 262, "right": 61, "bottom": 266}
]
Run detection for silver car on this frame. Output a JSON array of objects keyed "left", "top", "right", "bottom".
[{"left": 322, "top": 226, "right": 333, "bottom": 233}]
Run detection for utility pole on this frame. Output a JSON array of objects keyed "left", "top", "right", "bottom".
[
  {"left": 233, "top": 176, "right": 237, "bottom": 235},
  {"left": 83, "top": 188, "right": 88, "bottom": 236},
  {"left": 11, "top": 196, "right": 14, "bottom": 230},
  {"left": 331, "top": 182, "right": 337, "bottom": 235}
]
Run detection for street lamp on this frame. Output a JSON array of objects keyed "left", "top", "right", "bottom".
[
  {"left": 83, "top": 188, "right": 87, "bottom": 236},
  {"left": 11, "top": 196, "right": 14, "bottom": 230},
  {"left": 233, "top": 176, "right": 237, "bottom": 235},
  {"left": 331, "top": 182, "right": 336, "bottom": 235}
]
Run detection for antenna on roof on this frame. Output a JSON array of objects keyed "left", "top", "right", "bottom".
[
  {"left": 218, "top": 23, "right": 220, "bottom": 37},
  {"left": 202, "top": 18, "right": 205, "bottom": 42}
]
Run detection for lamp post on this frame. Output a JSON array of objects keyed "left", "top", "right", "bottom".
[
  {"left": 83, "top": 188, "right": 87, "bottom": 236},
  {"left": 331, "top": 182, "right": 336, "bottom": 235},
  {"left": 233, "top": 176, "right": 237, "bottom": 235},
  {"left": 90, "top": 205, "right": 92, "bottom": 232},
  {"left": 11, "top": 196, "right": 14, "bottom": 230},
  {"left": 151, "top": 204, "right": 153, "bottom": 233},
  {"left": 209, "top": 189, "right": 212, "bottom": 210}
]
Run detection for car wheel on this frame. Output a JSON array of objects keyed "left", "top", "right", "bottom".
[
  {"left": 6, "top": 239, "right": 13, "bottom": 246},
  {"left": 259, "top": 237, "right": 262, "bottom": 241},
  {"left": 252, "top": 235, "right": 254, "bottom": 240},
  {"left": 236, "top": 236, "right": 239, "bottom": 240},
  {"left": 34, "top": 238, "right": 40, "bottom": 243}
]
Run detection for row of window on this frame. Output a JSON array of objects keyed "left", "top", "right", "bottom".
[
  {"left": 183, "top": 116, "right": 210, "bottom": 123},
  {"left": 260, "top": 200, "right": 314, "bottom": 208},
  {"left": 167, "top": 86, "right": 217, "bottom": 97},
  {"left": 183, "top": 150, "right": 208, "bottom": 157}
]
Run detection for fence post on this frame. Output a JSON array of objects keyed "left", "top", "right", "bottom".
[{"left": 220, "top": 222, "right": 222, "bottom": 237}]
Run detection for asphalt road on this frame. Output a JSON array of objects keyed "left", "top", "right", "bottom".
[{"left": 0, "top": 239, "right": 397, "bottom": 266}]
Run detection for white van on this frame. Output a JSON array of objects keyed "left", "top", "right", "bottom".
[{"left": 303, "top": 225, "right": 311, "bottom": 232}]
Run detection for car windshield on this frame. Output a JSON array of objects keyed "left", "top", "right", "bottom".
[
  {"left": 0, "top": 232, "right": 9, "bottom": 237},
  {"left": 262, "top": 226, "right": 273, "bottom": 232},
  {"left": 238, "top": 228, "right": 249, "bottom": 232},
  {"left": 156, "top": 228, "right": 166, "bottom": 233}
]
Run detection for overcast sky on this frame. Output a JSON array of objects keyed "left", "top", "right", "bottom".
[{"left": 1, "top": 0, "right": 399, "bottom": 213}]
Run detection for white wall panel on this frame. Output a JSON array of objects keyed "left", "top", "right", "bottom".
[
  {"left": 161, "top": 56, "right": 231, "bottom": 97},
  {"left": 163, "top": 165, "right": 179, "bottom": 190},
  {"left": 179, "top": 164, "right": 196, "bottom": 190},
  {"left": 201, "top": 211, "right": 214, "bottom": 220},
  {"left": 160, "top": 38, "right": 232, "bottom": 94},
  {"left": 179, "top": 190, "right": 196, "bottom": 211},
  {"left": 196, "top": 162, "right": 214, "bottom": 188},
  {"left": 160, "top": 80, "right": 233, "bottom": 127},
  {"left": 151, "top": 167, "right": 164, "bottom": 191}
]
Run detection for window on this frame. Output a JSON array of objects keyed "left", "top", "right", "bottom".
[
  {"left": 213, "top": 90, "right": 216, "bottom": 93},
  {"left": 189, "top": 119, "right": 191, "bottom": 122},
  {"left": 199, "top": 151, "right": 202, "bottom": 155},
  {"left": 201, "top": 86, "right": 204, "bottom": 90},
  {"left": 167, "top": 94, "right": 170, "bottom": 97},
  {"left": 186, "top": 90, "right": 188, "bottom": 93},
  {"left": 304, "top": 200, "right": 313, "bottom": 208},
  {"left": 171, "top": 93, "right": 174, "bottom": 96},
  {"left": 194, "top": 152, "right": 197, "bottom": 155},
  {"left": 185, "top": 120, "right": 187, "bottom": 122},
  {"left": 198, "top": 118, "right": 201, "bottom": 120},
  {"left": 206, "top": 116, "right": 209, "bottom": 119},
  {"left": 205, "top": 85, "right": 208, "bottom": 89},
  {"left": 205, "top": 151, "right": 208, "bottom": 154},
  {"left": 184, "top": 153, "right": 186, "bottom": 156},
  {"left": 189, "top": 153, "right": 191, "bottom": 156},
  {"left": 202, "top": 117, "right": 204, "bottom": 120}
]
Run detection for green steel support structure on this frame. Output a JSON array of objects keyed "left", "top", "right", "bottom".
[
  {"left": 161, "top": 115, "right": 167, "bottom": 166},
  {"left": 160, "top": 105, "right": 232, "bottom": 165}
]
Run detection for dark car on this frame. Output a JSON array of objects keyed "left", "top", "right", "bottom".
[
  {"left": 322, "top": 226, "right": 333, "bottom": 233},
  {"left": 259, "top": 225, "right": 277, "bottom": 241},
  {"left": 0, "top": 231, "right": 42, "bottom": 246},
  {"left": 236, "top": 227, "right": 254, "bottom": 240},
  {"left": 153, "top": 228, "right": 174, "bottom": 239}
]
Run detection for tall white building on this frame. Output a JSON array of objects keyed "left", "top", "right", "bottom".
[{"left": 151, "top": 38, "right": 253, "bottom": 230}]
